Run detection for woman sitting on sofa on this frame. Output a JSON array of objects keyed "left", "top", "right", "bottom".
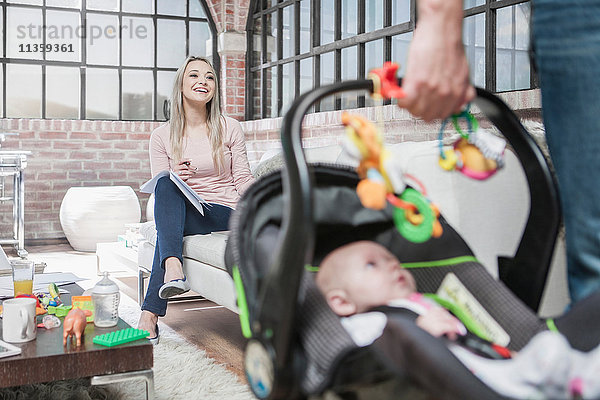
[{"left": 137, "top": 56, "right": 254, "bottom": 343}]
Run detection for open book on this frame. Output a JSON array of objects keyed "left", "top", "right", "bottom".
[{"left": 140, "top": 171, "right": 209, "bottom": 215}]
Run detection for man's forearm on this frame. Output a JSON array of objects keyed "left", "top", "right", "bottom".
[
  {"left": 417, "top": 0, "right": 464, "bottom": 41},
  {"left": 396, "top": 0, "right": 474, "bottom": 121}
]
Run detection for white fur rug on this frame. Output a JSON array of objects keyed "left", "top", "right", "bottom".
[{"left": 111, "top": 294, "right": 254, "bottom": 400}]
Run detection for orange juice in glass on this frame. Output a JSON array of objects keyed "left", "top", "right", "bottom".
[{"left": 11, "top": 259, "right": 34, "bottom": 297}]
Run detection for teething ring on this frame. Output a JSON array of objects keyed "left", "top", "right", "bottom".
[
  {"left": 386, "top": 193, "right": 417, "bottom": 212},
  {"left": 405, "top": 208, "right": 424, "bottom": 225},
  {"left": 393, "top": 188, "right": 434, "bottom": 243}
]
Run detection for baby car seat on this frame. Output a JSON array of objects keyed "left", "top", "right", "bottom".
[{"left": 225, "top": 81, "right": 583, "bottom": 400}]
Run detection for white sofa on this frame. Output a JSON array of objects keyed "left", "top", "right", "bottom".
[{"left": 137, "top": 134, "right": 569, "bottom": 316}]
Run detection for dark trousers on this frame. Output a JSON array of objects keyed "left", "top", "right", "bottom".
[{"left": 141, "top": 176, "right": 232, "bottom": 316}]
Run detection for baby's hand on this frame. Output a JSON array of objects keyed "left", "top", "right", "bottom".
[{"left": 416, "top": 307, "right": 466, "bottom": 341}]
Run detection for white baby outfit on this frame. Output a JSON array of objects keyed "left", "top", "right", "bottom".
[{"left": 341, "top": 297, "right": 600, "bottom": 399}]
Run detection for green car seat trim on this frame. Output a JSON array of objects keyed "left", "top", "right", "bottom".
[
  {"left": 308, "top": 256, "right": 479, "bottom": 272},
  {"left": 402, "top": 256, "right": 479, "bottom": 269},
  {"left": 546, "top": 318, "right": 559, "bottom": 332},
  {"left": 305, "top": 264, "right": 319, "bottom": 272},
  {"left": 233, "top": 266, "right": 252, "bottom": 338}
]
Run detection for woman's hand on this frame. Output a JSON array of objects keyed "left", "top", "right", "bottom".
[
  {"left": 416, "top": 307, "right": 466, "bottom": 341},
  {"left": 172, "top": 159, "right": 197, "bottom": 182},
  {"left": 396, "top": 0, "right": 475, "bottom": 122}
]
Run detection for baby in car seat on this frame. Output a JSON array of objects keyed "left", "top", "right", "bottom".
[{"left": 316, "top": 241, "right": 600, "bottom": 399}]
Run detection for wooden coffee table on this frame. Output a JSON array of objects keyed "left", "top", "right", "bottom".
[{"left": 0, "top": 284, "right": 154, "bottom": 399}]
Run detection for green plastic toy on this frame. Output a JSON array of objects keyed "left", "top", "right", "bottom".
[
  {"left": 47, "top": 304, "right": 72, "bottom": 317},
  {"left": 393, "top": 188, "right": 435, "bottom": 243},
  {"left": 92, "top": 328, "right": 150, "bottom": 347}
]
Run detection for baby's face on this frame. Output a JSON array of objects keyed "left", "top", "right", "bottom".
[{"left": 335, "top": 241, "right": 416, "bottom": 313}]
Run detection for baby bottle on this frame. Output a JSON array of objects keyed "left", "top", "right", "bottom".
[{"left": 92, "top": 272, "right": 120, "bottom": 327}]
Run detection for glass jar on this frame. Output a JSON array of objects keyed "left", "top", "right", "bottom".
[{"left": 91, "top": 272, "right": 120, "bottom": 327}]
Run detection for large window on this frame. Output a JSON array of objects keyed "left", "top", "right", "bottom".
[
  {"left": 1, "top": 0, "right": 216, "bottom": 120},
  {"left": 247, "top": 0, "right": 534, "bottom": 120}
]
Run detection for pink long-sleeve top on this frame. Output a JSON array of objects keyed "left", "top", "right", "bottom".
[{"left": 149, "top": 116, "right": 255, "bottom": 209}]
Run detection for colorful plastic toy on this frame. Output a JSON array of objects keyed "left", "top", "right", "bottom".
[
  {"left": 71, "top": 295, "right": 95, "bottom": 323},
  {"left": 36, "top": 292, "right": 58, "bottom": 308},
  {"left": 390, "top": 188, "right": 441, "bottom": 243},
  {"left": 341, "top": 112, "right": 442, "bottom": 243},
  {"left": 48, "top": 304, "right": 72, "bottom": 317},
  {"left": 48, "top": 282, "right": 62, "bottom": 305},
  {"left": 63, "top": 307, "right": 91, "bottom": 347},
  {"left": 16, "top": 293, "right": 47, "bottom": 315},
  {"left": 438, "top": 109, "right": 506, "bottom": 180},
  {"left": 35, "top": 283, "right": 63, "bottom": 311},
  {"left": 368, "top": 62, "right": 406, "bottom": 101},
  {"left": 341, "top": 112, "right": 404, "bottom": 209},
  {"left": 93, "top": 328, "right": 150, "bottom": 347},
  {"left": 37, "top": 314, "right": 61, "bottom": 329},
  {"left": 16, "top": 293, "right": 41, "bottom": 307}
]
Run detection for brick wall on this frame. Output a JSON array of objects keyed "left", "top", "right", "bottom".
[
  {"left": 205, "top": 0, "right": 250, "bottom": 33},
  {"left": 0, "top": 119, "right": 160, "bottom": 241},
  {"left": 222, "top": 53, "right": 246, "bottom": 118}
]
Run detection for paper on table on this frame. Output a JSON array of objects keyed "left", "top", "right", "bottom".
[
  {"left": 0, "top": 339, "right": 21, "bottom": 359},
  {"left": 0, "top": 272, "right": 85, "bottom": 298},
  {"left": 33, "top": 272, "right": 85, "bottom": 288},
  {"left": 140, "top": 170, "right": 209, "bottom": 215}
]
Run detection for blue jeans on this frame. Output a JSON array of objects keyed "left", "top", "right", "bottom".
[
  {"left": 532, "top": 0, "right": 600, "bottom": 303},
  {"left": 141, "top": 176, "right": 233, "bottom": 316}
]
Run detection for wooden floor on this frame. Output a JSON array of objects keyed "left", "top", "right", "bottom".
[{"left": 7, "top": 244, "right": 248, "bottom": 382}]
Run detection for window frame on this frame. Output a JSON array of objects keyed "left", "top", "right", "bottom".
[
  {"left": 246, "top": 0, "right": 536, "bottom": 120},
  {"left": 0, "top": 0, "right": 218, "bottom": 121}
]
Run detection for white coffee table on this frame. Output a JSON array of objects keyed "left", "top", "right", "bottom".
[{"left": 96, "top": 241, "right": 138, "bottom": 276}]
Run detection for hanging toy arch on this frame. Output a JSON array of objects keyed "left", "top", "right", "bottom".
[{"left": 340, "top": 62, "right": 442, "bottom": 243}]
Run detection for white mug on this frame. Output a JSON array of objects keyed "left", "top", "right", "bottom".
[{"left": 2, "top": 298, "right": 37, "bottom": 343}]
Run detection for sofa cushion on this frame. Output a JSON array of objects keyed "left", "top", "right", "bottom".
[
  {"left": 139, "top": 221, "right": 157, "bottom": 246},
  {"left": 304, "top": 144, "right": 343, "bottom": 164},
  {"left": 253, "top": 152, "right": 285, "bottom": 179},
  {"left": 138, "top": 220, "right": 228, "bottom": 271},
  {"left": 182, "top": 233, "right": 228, "bottom": 270},
  {"left": 253, "top": 144, "right": 353, "bottom": 179}
]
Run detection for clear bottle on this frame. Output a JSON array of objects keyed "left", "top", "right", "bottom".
[{"left": 92, "top": 272, "right": 120, "bottom": 327}]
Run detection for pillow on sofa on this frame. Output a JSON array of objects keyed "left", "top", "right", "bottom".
[
  {"left": 137, "top": 220, "right": 228, "bottom": 269},
  {"left": 254, "top": 144, "right": 353, "bottom": 179},
  {"left": 139, "top": 221, "right": 157, "bottom": 246},
  {"left": 253, "top": 153, "right": 285, "bottom": 179}
]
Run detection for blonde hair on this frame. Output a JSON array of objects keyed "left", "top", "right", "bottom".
[{"left": 169, "top": 56, "right": 224, "bottom": 170}]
